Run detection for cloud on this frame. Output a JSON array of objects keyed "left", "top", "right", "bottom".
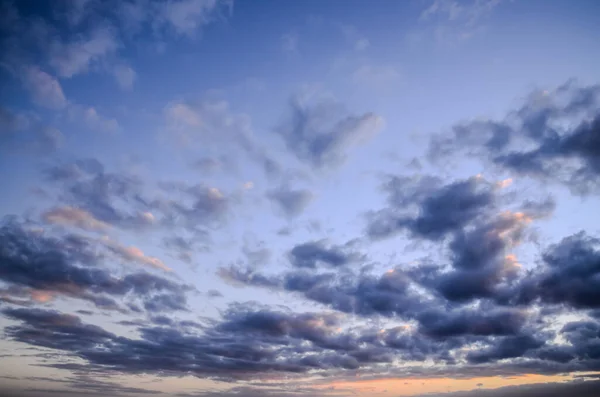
[
  {"left": 281, "top": 32, "right": 298, "bottom": 53},
  {"left": 352, "top": 64, "right": 401, "bottom": 88},
  {"left": 1, "top": 305, "right": 390, "bottom": 380},
  {"left": 0, "top": 304, "right": 481, "bottom": 380},
  {"left": 417, "top": 307, "right": 528, "bottom": 339},
  {"left": 428, "top": 211, "right": 532, "bottom": 303},
  {"left": 166, "top": 102, "right": 202, "bottom": 129},
  {"left": 367, "top": 175, "right": 496, "bottom": 240},
  {"left": 163, "top": 235, "right": 205, "bottom": 263},
  {"left": 509, "top": 231, "right": 600, "bottom": 309},
  {"left": 494, "top": 113, "right": 600, "bottom": 195},
  {"left": 288, "top": 240, "right": 364, "bottom": 268},
  {"left": 112, "top": 64, "right": 136, "bottom": 90},
  {"left": 21, "top": 66, "right": 67, "bottom": 109},
  {"left": 222, "top": 265, "right": 429, "bottom": 319},
  {"left": 2, "top": 3, "right": 600, "bottom": 394},
  {"left": 49, "top": 26, "right": 118, "bottom": 78},
  {"left": 429, "top": 81, "right": 600, "bottom": 194},
  {"left": 156, "top": 182, "right": 230, "bottom": 231},
  {"left": 159, "top": 0, "right": 232, "bottom": 37},
  {"left": 165, "top": 100, "right": 281, "bottom": 176},
  {"left": 421, "top": 0, "right": 503, "bottom": 25},
  {"left": 218, "top": 266, "right": 281, "bottom": 289},
  {"left": 337, "top": 23, "right": 370, "bottom": 51},
  {"left": 0, "top": 219, "right": 188, "bottom": 311},
  {"left": 193, "top": 156, "right": 230, "bottom": 173},
  {"left": 243, "top": 243, "right": 271, "bottom": 267},
  {"left": 103, "top": 238, "right": 171, "bottom": 272},
  {"left": 419, "top": 0, "right": 506, "bottom": 43},
  {"left": 5, "top": 300, "right": 600, "bottom": 386},
  {"left": 41, "top": 206, "right": 111, "bottom": 232},
  {"left": 207, "top": 289, "right": 223, "bottom": 298},
  {"left": 43, "top": 158, "right": 104, "bottom": 182},
  {"left": 466, "top": 334, "right": 544, "bottom": 364},
  {"left": 0, "top": 107, "right": 64, "bottom": 154},
  {"left": 67, "top": 104, "right": 120, "bottom": 133},
  {"left": 355, "top": 38, "right": 370, "bottom": 50},
  {"left": 267, "top": 185, "right": 314, "bottom": 217},
  {"left": 45, "top": 159, "right": 148, "bottom": 228},
  {"left": 43, "top": 158, "right": 237, "bottom": 240},
  {"left": 1, "top": 0, "right": 231, "bottom": 93},
  {"left": 276, "top": 95, "right": 383, "bottom": 168}
]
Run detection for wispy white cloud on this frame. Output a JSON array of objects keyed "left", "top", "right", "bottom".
[
  {"left": 113, "top": 64, "right": 137, "bottom": 90},
  {"left": 352, "top": 64, "right": 402, "bottom": 89},
  {"left": 164, "top": 99, "right": 279, "bottom": 176},
  {"left": 281, "top": 32, "right": 299, "bottom": 53},
  {"left": 165, "top": 103, "right": 203, "bottom": 132},
  {"left": 68, "top": 104, "right": 120, "bottom": 133},
  {"left": 160, "top": 0, "right": 232, "bottom": 37},
  {"left": 21, "top": 66, "right": 67, "bottom": 109},
  {"left": 355, "top": 38, "right": 370, "bottom": 51},
  {"left": 422, "top": 0, "right": 504, "bottom": 25},
  {"left": 49, "top": 26, "right": 119, "bottom": 78},
  {"left": 42, "top": 206, "right": 111, "bottom": 232},
  {"left": 418, "top": 0, "right": 505, "bottom": 44},
  {"left": 337, "top": 23, "right": 370, "bottom": 51},
  {"left": 103, "top": 237, "right": 172, "bottom": 272}
]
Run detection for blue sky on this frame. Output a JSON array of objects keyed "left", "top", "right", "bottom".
[{"left": 1, "top": 1, "right": 600, "bottom": 396}]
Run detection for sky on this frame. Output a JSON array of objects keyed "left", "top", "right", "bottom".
[{"left": 0, "top": 0, "right": 600, "bottom": 396}]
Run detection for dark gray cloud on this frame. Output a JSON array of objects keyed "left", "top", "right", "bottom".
[
  {"left": 430, "top": 211, "right": 530, "bottom": 303},
  {"left": 466, "top": 334, "right": 545, "bottom": 364},
  {"left": 508, "top": 232, "right": 600, "bottom": 309},
  {"left": 1, "top": 304, "right": 433, "bottom": 381},
  {"left": 4, "top": 301, "right": 600, "bottom": 387},
  {"left": 364, "top": 173, "right": 544, "bottom": 305},
  {"left": 217, "top": 204, "right": 600, "bottom": 381},
  {"left": 429, "top": 81, "right": 600, "bottom": 194},
  {"left": 223, "top": 260, "right": 538, "bottom": 342},
  {"left": 276, "top": 95, "right": 383, "bottom": 168},
  {"left": 288, "top": 240, "right": 363, "bottom": 268},
  {"left": 367, "top": 175, "right": 496, "bottom": 240},
  {"left": 494, "top": 113, "right": 600, "bottom": 195},
  {"left": 417, "top": 308, "right": 528, "bottom": 339},
  {"left": 221, "top": 265, "right": 429, "bottom": 318},
  {"left": 0, "top": 218, "right": 189, "bottom": 312},
  {"left": 267, "top": 185, "right": 313, "bottom": 217}
]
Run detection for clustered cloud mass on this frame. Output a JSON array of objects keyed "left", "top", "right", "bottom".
[{"left": 1, "top": 81, "right": 599, "bottom": 391}]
